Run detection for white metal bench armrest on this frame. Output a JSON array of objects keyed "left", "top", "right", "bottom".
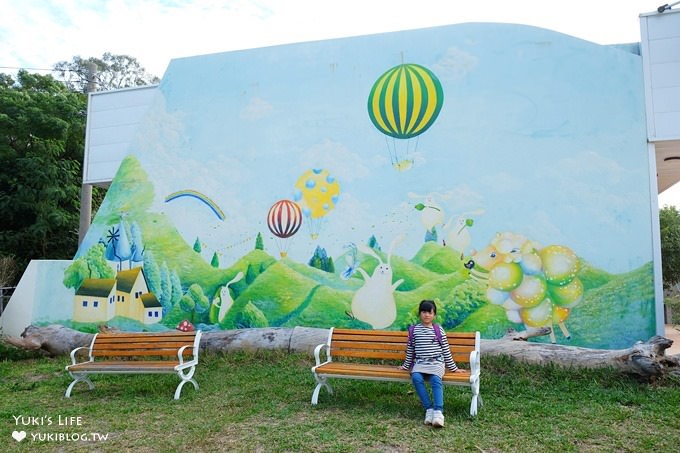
[
  {"left": 177, "top": 345, "right": 190, "bottom": 365},
  {"left": 469, "top": 350, "right": 481, "bottom": 382},
  {"left": 313, "top": 342, "right": 331, "bottom": 367},
  {"left": 68, "top": 346, "right": 92, "bottom": 366},
  {"left": 313, "top": 327, "right": 334, "bottom": 367},
  {"left": 68, "top": 333, "right": 98, "bottom": 367}
]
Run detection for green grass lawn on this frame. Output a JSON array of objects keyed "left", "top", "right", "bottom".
[{"left": 1, "top": 349, "right": 679, "bottom": 452}]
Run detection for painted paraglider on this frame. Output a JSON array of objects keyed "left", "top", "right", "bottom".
[
  {"left": 267, "top": 199, "right": 303, "bottom": 258},
  {"left": 367, "top": 63, "right": 444, "bottom": 171},
  {"left": 293, "top": 169, "right": 340, "bottom": 240}
]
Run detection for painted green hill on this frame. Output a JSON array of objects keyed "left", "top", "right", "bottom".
[
  {"left": 546, "top": 261, "right": 655, "bottom": 349},
  {"left": 411, "top": 241, "right": 467, "bottom": 274},
  {"left": 577, "top": 260, "right": 614, "bottom": 290}
]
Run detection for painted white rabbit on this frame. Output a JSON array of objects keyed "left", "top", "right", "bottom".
[
  {"left": 442, "top": 209, "right": 485, "bottom": 255},
  {"left": 408, "top": 192, "right": 450, "bottom": 231},
  {"left": 215, "top": 271, "right": 244, "bottom": 323},
  {"left": 350, "top": 235, "right": 405, "bottom": 329}
]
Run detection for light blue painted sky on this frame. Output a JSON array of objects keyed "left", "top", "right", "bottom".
[
  {"left": 124, "top": 22, "right": 651, "bottom": 274},
  {"left": 0, "top": 0, "right": 659, "bottom": 78}
]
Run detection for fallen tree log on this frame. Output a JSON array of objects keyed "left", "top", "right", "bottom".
[
  {"left": 487, "top": 331, "right": 680, "bottom": 380},
  {"left": 3, "top": 325, "right": 679, "bottom": 381}
]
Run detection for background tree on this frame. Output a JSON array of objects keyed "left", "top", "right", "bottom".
[
  {"left": 53, "top": 53, "right": 160, "bottom": 92},
  {"left": 0, "top": 256, "right": 18, "bottom": 288},
  {"left": 660, "top": 206, "right": 680, "bottom": 288},
  {"left": 0, "top": 70, "right": 86, "bottom": 274},
  {"left": 1, "top": 55, "right": 159, "bottom": 284},
  {"left": 210, "top": 252, "right": 219, "bottom": 268},
  {"left": 255, "top": 232, "right": 264, "bottom": 250}
]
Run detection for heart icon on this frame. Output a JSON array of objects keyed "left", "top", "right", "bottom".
[{"left": 12, "top": 430, "right": 26, "bottom": 442}]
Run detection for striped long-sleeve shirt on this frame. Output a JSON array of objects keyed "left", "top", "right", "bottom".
[{"left": 401, "top": 324, "right": 458, "bottom": 372}]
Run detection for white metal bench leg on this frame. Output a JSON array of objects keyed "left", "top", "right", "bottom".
[
  {"left": 174, "top": 378, "right": 199, "bottom": 400},
  {"left": 469, "top": 377, "right": 481, "bottom": 416},
  {"left": 311, "top": 376, "right": 333, "bottom": 405},
  {"left": 174, "top": 366, "right": 198, "bottom": 400},
  {"left": 65, "top": 373, "right": 94, "bottom": 397}
]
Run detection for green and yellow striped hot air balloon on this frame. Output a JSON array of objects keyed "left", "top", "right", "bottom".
[{"left": 367, "top": 63, "right": 444, "bottom": 171}]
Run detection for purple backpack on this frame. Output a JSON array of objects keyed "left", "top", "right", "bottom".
[{"left": 407, "top": 324, "right": 444, "bottom": 347}]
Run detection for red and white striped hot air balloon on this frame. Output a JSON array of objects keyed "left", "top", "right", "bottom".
[{"left": 267, "top": 199, "right": 302, "bottom": 258}]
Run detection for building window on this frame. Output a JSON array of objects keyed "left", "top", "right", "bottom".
[
  {"left": 82, "top": 301, "right": 88, "bottom": 307},
  {"left": 154, "top": 311, "right": 159, "bottom": 317},
  {"left": 117, "top": 295, "right": 120, "bottom": 302},
  {"left": 93, "top": 301, "right": 99, "bottom": 308}
]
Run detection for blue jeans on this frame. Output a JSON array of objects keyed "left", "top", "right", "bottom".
[{"left": 411, "top": 372, "right": 443, "bottom": 412}]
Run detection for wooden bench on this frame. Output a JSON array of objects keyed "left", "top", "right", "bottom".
[
  {"left": 65, "top": 330, "right": 202, "bottom": 400},
  {"left": 311, "top": 328, "right": 482, "bottom": 416}
]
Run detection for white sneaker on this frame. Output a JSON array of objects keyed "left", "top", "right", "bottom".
[
  {"left": 432, "top": 410, "right": 445, "bottom": 428},
  {"left": 424, "top": 408, "right": 434, "bottom": 425}
]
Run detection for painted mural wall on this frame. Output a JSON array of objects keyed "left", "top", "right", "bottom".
[{"left": 67, "top": 23, "right": 654, "bottom": 349}]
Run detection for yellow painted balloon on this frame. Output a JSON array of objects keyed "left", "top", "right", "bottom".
[
  {"left": 549, "top": 277, "right": 584, "bottom": 308},
  {"left": 510, "top": 275, "right": 547, "bottom": 308},
  {"left": 294, "top": 169, "right": 340, "bottom": 219},
  {"left": 488, "top": 262, "right": 523, "bottom": 292},
  {"left": 552, "top": 305, "right": 570, "bottom": 324},
  {"left": 520, "top": 298, "right": 553, "bottom": 327},
  {"left": 540, "top": 245, "right": 579, "bottom": 286}
]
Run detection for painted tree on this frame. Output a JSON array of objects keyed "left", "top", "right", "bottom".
[
  {"left": 193, "top": 237, "right": 202, "bottom": 253},
  {"left": 245, "top": 263, "right": 257, "bottom": 284},
  {"left": 210, "top": 252, "right": 219, "bottom": 268},
  {"left": 367, "top": 235, "right": 381, "bottom": 250},
  {"left": 425, "top": 227, "right": 438, "bottom": 243},
  {"left": 178, "top": 295, "right": 195, "bottom": 322},
  {"left": 63, "top": 243, "right": 115, "bottom": 290},
  {"left": 180, "top": 283, "right": 209, "bottom": 323},
  {"left": 170, "top": 272, "right": 182, "bottom": 307},
  {"left": 309, "top": 246, "right": 335, "bottom": 273},
  {"left": 143, "top": 250, "right": 161, "bottom": 298},
  {"left": 129, "top": 221, "right": 145, "bottom": 265},
  {"left": 159, "top": 262, "right": 173, "bottom": 315},
  {"left": 102, "top": 219, "right": 132, "bottom": 271},
  {"left": 235, "top": 301, "right": 268, "bottom": 328},
  {"left": 255, "top": 232, "right": 264, "bottom": 250}
]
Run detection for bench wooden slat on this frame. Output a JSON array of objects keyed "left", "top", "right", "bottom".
[
  {"left": 330, "top": 350, "right": 406, "bottom": 360},
  {"left": 315, "top": 362, "right": 472, "bottom": 383},
  {"left": 331, "top": 340, "right": 406, "bottom": 350},
  {"left": 95, "top": 336, "right": 196, "bottom": 343},
  {"left": 93, "top": 331, "right": 197, "bottom": 339},
  {"left": 68, "top": 361, "right": 181, "bottom": 372},
  {"left": 92, "top": 349, "right": 191, "bottom": 357}
]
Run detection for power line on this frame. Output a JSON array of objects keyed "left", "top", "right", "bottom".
[{"left": 0, "top": 66, "right": 54, "bottom": 72}]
